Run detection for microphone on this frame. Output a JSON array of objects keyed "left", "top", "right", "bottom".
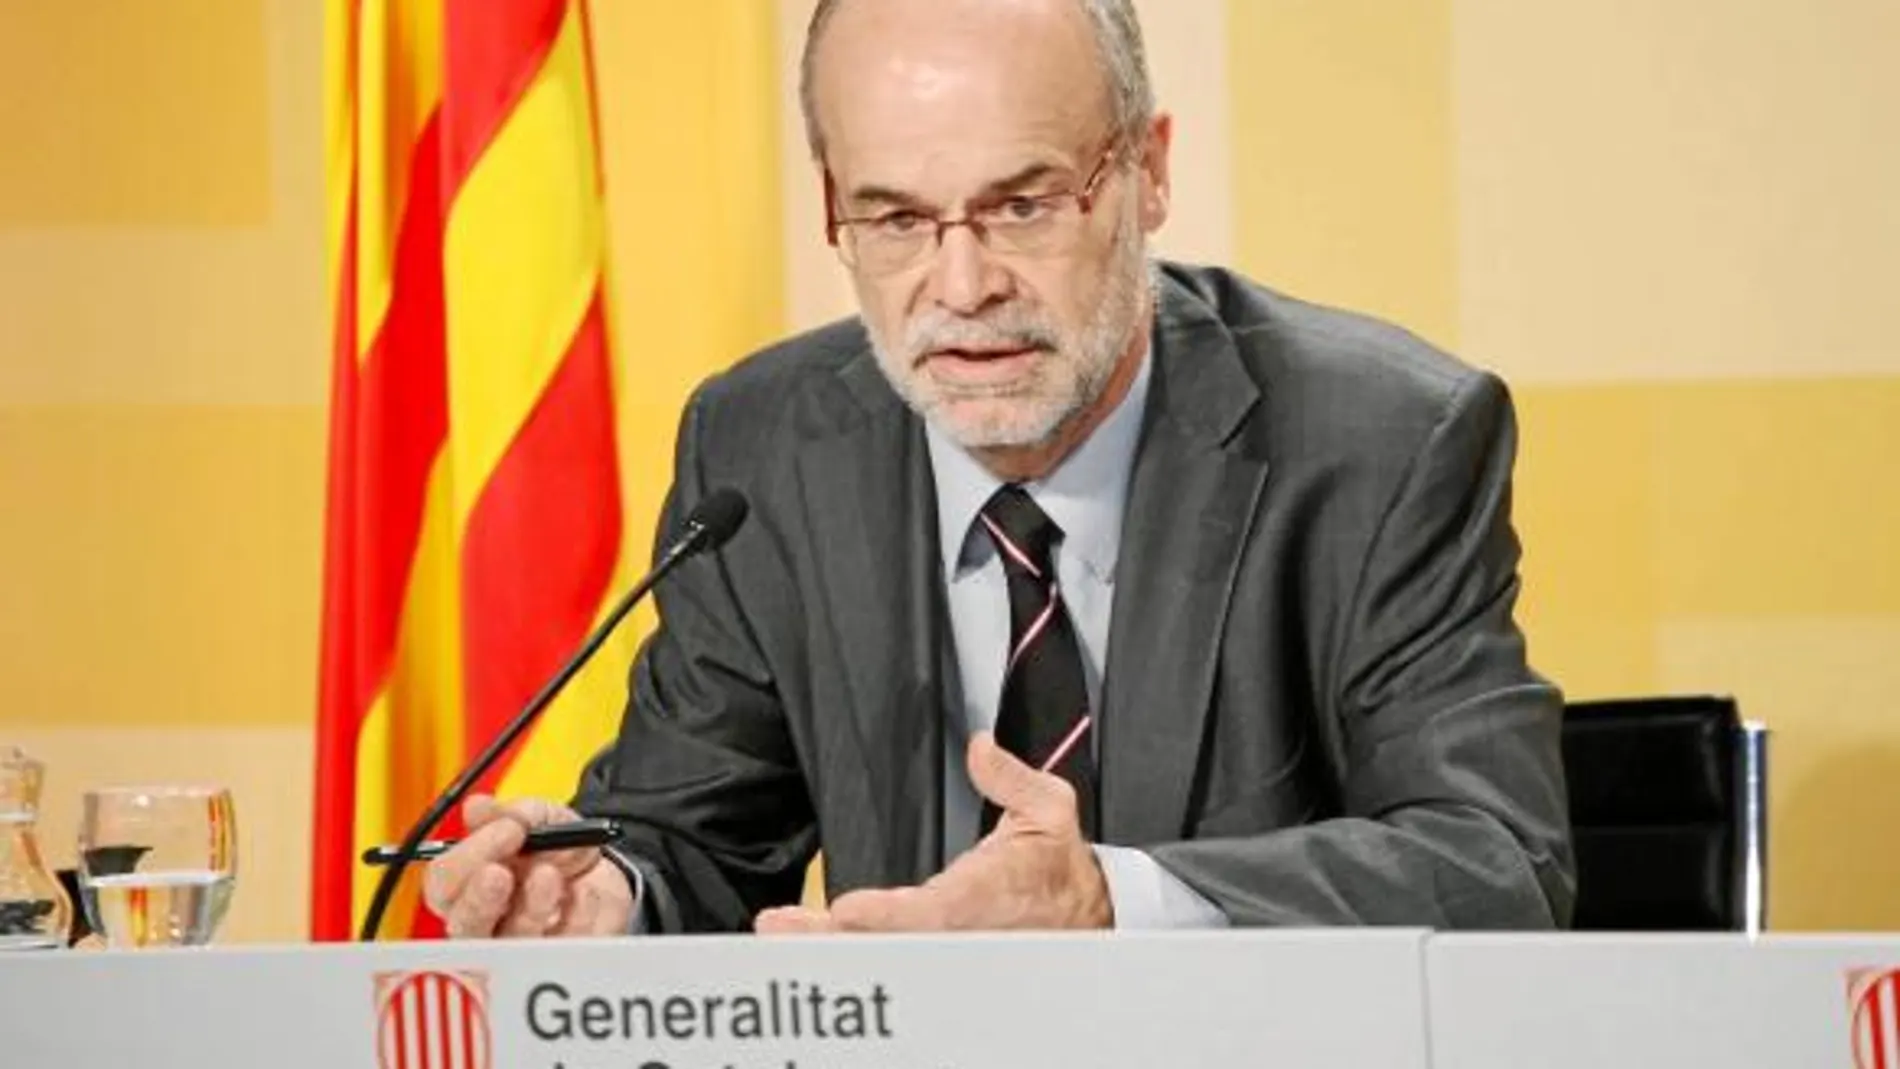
[{"left": 357, "top": 488, "right": 750, "bottom": 941}]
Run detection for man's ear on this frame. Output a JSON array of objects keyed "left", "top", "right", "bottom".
[{"left": 1137, "top": 112, "right": 1173, "bottom": 233}]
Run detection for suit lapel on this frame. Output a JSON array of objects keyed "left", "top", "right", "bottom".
[
  {"left": 795, "top": 356, "right": 944, "bottom": 888},
  {"left": 1100, "top": 278, "right": 1270, "bottom": 843}
]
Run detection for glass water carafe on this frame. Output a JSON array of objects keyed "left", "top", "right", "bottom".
[{"left": 0, "top": 747, "right": 73, "bottom": 949}]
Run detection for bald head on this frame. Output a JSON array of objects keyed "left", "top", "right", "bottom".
[{"left": 799, "top": 0, "right": 1153, "bottom": 166}]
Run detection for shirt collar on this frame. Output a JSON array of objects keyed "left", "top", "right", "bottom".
[{"left": 926, "top": 337, "right": 1153, "bottom": 584}]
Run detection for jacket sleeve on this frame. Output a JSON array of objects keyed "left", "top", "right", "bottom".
[
  {"left": 571, "top": 384, "right": 816, "bottom": 933},
  {"left": 1150, "top": 373, "right": 1576, "bottom": 929}
]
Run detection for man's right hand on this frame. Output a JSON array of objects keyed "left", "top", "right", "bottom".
[{"left": 423, "top": 795, "right": 636, "bottom": 939}]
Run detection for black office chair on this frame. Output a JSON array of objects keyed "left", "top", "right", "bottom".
[{"left": 1561, "top": 695, "right": 1768, "bottom": 932}]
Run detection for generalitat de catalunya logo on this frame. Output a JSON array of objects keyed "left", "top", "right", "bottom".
[
  {"left": 1850, "top": 968, "right": 1900, "bottom": 1069},
  {"left": 375, "top": 969, "right": 492, "bottom": 1069}
]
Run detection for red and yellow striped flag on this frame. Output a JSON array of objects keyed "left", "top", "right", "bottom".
[{"left": 315, "top": 0, "right": 636, "bottom": 941}]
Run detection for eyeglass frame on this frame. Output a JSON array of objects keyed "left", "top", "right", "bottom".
[{"left": 822, "top": 139, "right": 1126, "bottom": 270}]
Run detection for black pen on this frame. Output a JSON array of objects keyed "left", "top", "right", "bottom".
[{"left": 360, "top": 817, "right": 622, "bottom": 866}]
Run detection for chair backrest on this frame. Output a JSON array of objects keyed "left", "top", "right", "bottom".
[{"left": 1562, "top": 695, "right": 1767, "bottom": 932}]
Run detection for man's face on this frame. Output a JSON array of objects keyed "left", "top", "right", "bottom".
[{"left": 812, "top": 0, "right": 1168, "bottom": 452}]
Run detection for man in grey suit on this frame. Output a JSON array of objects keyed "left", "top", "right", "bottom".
[{"left": 424, "top": 0, "right": 1574, "bottom": 937}]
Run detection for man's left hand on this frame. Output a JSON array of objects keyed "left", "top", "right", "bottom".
[{"left": 816, "top": 732, "right": 1112, "bottom": 932}]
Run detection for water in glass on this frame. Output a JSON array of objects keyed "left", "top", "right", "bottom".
[{"left": 78, "top": 785, "right": 236, "bottom": 948}]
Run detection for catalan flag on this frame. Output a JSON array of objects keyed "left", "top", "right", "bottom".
[{"left": 312, "top": 0, "right": 783, "bottom": 940}]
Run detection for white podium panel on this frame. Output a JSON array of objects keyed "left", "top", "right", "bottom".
[
  {"left": 1428, "top": 934, "right": 1900, "bottom": 1069},
  {"left": 0, "top": 929, "right": 1431, "bottom": 1069}
]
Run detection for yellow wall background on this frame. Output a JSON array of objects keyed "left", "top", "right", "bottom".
[{"left": 2, "top": 0, "right": 1894, "bottom": 940}]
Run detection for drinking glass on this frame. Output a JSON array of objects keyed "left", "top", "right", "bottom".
[{"left": 77, "top": 786, "right": 236, "bottom": 948}]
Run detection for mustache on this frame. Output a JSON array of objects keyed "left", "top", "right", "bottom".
[{"left": 902, "top": 306, "right": 1062, "bottom": 363}]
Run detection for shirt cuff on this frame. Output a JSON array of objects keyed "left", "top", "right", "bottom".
[
  {"left": 1091, "top": 844, "right": 1230, "bottom": 930},
  {"left": 599, "top": 843, "right": 648, "bottom": 934}
]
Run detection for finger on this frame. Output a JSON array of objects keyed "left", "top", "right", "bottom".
[
  {"left": 967, "top": 732, "right": 1074, "bottom": 829},
  {"left": 423, "top": 817, "right": 528, "bottom": 919},
  {"left": 461, "top": 794, "right": 503, "bottom": 829},
  {"left": 754, "top": 906, "right": 837, "bottom": 935},
  {"left": 830, "top": 887, "right": 948, "bottom": 932},
  {"left": 753, "top": 907, "right": 807, "bottom": 934},
  {"left": 444, "top": 864, "right": 514, "bottom": 939},
  {"left": 507, "top": 841, "right": 601, "bottom": 883},
  {"left": 752, "top": 906, "right": 798, "bottom": 934},
  {"left": 486, "top": 796, "right": 579, "bottom": 829},
  {"left": 557, "top": 880, "right": 603, "bottom": 937},
  {"left": 498, "top": 862, "right": 565, "bottom": 938},
  {"left": 479, "top": 798, "right": 603, "bottom": 880},
  {"left": 557, "top": 866, "right": 635, "bottom": 937},
  {"left": 466, "top": 795, "right": 593, "bottom": 881}
]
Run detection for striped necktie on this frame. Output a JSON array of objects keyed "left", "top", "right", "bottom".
[{"left": 978, "top": 485, "right": 1098, "bottom": 839}]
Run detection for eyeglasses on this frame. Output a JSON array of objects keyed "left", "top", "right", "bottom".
[{"left": 825, "top": 142, "right": 1123, "bottom": 276}]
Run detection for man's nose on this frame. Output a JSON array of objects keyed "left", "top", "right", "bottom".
[{"left": 926, "top": 223, "right": 1013, "bottom": 315}]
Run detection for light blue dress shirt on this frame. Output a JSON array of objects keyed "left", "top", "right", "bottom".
[{"left": 924, "top": 346, "right": 1230, "bottom": 930}]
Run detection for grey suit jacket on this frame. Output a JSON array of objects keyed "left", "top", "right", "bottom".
[{"left": 575, "top": 262, "right": 1575, "bottom": 933}]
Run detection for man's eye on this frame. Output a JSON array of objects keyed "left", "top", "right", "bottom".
[
  {"left": 871, "top": 211, "right": 928, "bottom": 234},
  {"left": 994, "top": 197, "right": 1055, "bottom": 223}
]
